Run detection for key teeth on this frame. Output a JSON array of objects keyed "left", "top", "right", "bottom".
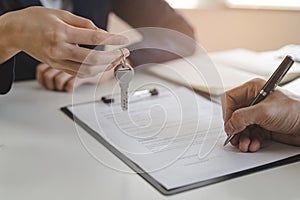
[
  {"left": 122, "top": 98, "right": 128, "bottom": 110},
  {"left": 122, "top": 104, "right": 128, "bottom": 110},
  {"left": 114, "top": 61, "right": 133, "bottom": 111}
]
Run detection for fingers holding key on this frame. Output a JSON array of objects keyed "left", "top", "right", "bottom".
[
  {"left": 51, "top": 44, "right": 129, "bottom": 75},
  {"left": 10, "top": 7, "right": 130, "bottom": 78},
  {"left": 65, "top": 26, "right": 129, "bottom": 46},
  {"left": 46, "top": 24, "right": 130, "bottom": 76},
  {"left": 71, "top": 46, "right": 128, "bottom": 67}
]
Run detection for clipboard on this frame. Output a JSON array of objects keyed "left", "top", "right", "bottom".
[{"left": 61, "top": 87, "right": 300, "bottom": 195}]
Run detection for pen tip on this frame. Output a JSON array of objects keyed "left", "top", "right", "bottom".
[
  {"left": 223, "top": 141, "right": 229, "bottom": 146},
  {"left": 223, "top": 135, "right": 232, "bottom": 146}
]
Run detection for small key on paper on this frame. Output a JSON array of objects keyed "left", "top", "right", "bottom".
[{"left": 114, "top": 49, "right": 134, "bottom": 111}]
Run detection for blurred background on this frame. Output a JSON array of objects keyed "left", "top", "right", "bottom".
[{"left": 108, "top": 0, "right": 300, "bottom": 52}]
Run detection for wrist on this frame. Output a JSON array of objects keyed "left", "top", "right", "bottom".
[{"left": 0, "top": 11, "right": 21, "bottom": 63}]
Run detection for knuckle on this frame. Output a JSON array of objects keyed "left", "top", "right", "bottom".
[
  {"left": 65, "top": 82, "right": 74, "bottom": 92},
  {"left": 231, "top": 109, "right": 247, "bottom": 126},
  {"left": 58, "top": 9, "right": 70, "bottom": 17},
  {"left": 256, "top": 105, "right": 273, "bottom": 125},
  {"left": 78, "top": 73, "right": 88, "bottom": 78},
  {"left": 249, "top": 78, "right": 266, "bottom": 87},
  {"left": 86, "top": 68, "right": 95, "bottom": 75},
  {"left": 224, "top": 84, "right": 238, "bottom": 96},
  {"left": 244, "top": 78, "right": 266, "bottom": 97},
  {"left": 221, "top": 90, "right": 235, "bottom": 107},
  {"left": 231, "top": 111, "right": 240, "bottom": 122},
  {"left": 50, "top": 62, "right": 62, "bottom": 70},
  {"left": 258, "top": 104, "right": 271, "bottom": 118},
  {"left": 66, "top": 46, "right": 76, "bottom": 58},
  {"left": 65, "top": 70, "right": 75, "bottom": 76},
  {"left": 54, "top": 75, "right": 63, "bottom": 86},
  {"left": 47, "top": 46, "right": 61, "bottom": 59},
  {"left": 44, "top": 72, "right": 53, "bottom": 81},
  {"left": 90, "top": 33, "right": 102, "bottom": 44},
  {"left": 221, "top": 91, "right": 229, "bottom": 101},
  {"left": 77, "top": 74, "right": 84, "bottom": 78},
  {"left": 221, "top": 94, "right": 228, "bottom": 110},
  {"left": 90, "top": 56, "right": 100, "bottom": 65},
  {"left": 244, "top": 80, "right": 254, "bottom": 88},
  {"left": 36, "top": 65, "right": 44, "bottom": 73},
  {"left": 84, "top": 67, "right": 95, "bottom": 76},
  {"left": 36, "top": 75, "right": 42, "bottom": 84},
  {"left": 47, "top": 27, "right": 65, "bottom": 43}
]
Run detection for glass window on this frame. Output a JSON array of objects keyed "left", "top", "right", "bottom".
[
  {"left": 165, "top": 0, "right": 222, "bottom": 9},
  {"left": 225, "top": 0, "right": 300, "bottom": 10},
  {"left": 166, "top": 0, "right": 300, "bottom": 10}
]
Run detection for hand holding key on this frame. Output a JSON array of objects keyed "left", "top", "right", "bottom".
[{"left": 114, "top": 49, "right": 134, "bottom": 111}]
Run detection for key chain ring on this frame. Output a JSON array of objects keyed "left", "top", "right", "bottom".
[
  {"left": 119, "top": 48, "right": 127, "bottom": 66},
  {"left": 118, "top": 48, "right": 134, "bottom": 71}
]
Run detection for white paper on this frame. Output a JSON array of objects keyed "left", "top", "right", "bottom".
[
  {"left": 210, "top": 48, "right": 300, "bottom": 83},
  {"left": 69, "top": 87, "right": 300, "bottom": 190},
  {"left": 283, "top": 77, "right": 300, "bottom": 95},
  {"left": 147, "top": 54, "right": 259, "bottom": 95}
]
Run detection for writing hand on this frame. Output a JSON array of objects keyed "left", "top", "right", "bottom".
[{"left": 222, "top": 78, "right": 300, "bottom": 152}]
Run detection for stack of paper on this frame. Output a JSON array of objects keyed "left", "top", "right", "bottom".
[
  {"left": 210, "top": 48, "right": 300, "bottom": 83},
  {"left": 147, "top": 48, "right": 300, "bottom": 95},
  {"left": 283, "top": 77, "right": 300, "bottom": 95}
]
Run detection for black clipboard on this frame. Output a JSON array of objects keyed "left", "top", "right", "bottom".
[{"left": 61, "top": 103, "right": 300, "bottom": 196}]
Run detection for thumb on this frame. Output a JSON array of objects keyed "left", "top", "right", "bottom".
[{"left": 224, "top": 106, "right": 260, "bottom": 135}]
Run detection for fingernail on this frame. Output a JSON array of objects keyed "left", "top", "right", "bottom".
[
  {"left": 121, "top": 48, "right": 130, "bottom": 57},
  {"left": 92, "top": 26, "right": 98, "bottom": 30},
  {"left": 88, "top": 24, "right": 99, "bottom": 30}
]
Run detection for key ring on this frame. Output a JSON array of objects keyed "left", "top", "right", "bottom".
[{"left": 119, "top": 48, "right": 126, "bottom": 65}]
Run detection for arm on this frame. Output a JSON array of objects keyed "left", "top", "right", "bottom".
[
  {"left": 0, "top": 11, "right": 20, "bottom": 64},
  {"left": 0, "top": 9, "right": 18, "bottom": 94},
  {"left": 112, "top": 0, "right": 195, "bottom": 66},
  {"left": 222, "top": 78, "right": 300, "bottom": 152},
  {"left": 0, "top": 58, "right": 15, "bottom": 94},
  {"left": 36, "top": 0, "right": 196, "bottom": 92}
]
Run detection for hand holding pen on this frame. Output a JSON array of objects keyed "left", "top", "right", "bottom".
[{"left": 222, "top": 56, "right": 298, "bottom": 152}]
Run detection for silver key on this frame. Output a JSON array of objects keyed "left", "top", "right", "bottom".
[{"left": 114, "top": 50, "right": 134, "bottom": 110}]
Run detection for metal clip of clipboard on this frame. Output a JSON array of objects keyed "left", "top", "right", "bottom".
[{"left": 101, "top": 88, "right": 159, "bottom": 104}]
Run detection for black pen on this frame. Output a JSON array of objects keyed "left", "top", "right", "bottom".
[{"left": 223, "top": 55, "right": 295, "bottom": 146}]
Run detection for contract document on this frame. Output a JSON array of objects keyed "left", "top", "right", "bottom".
[{"left": 62, "top": 87, "right": 300, "bottom": 195}]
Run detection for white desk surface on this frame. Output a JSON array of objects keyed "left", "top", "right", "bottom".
[{"left": 0, "top": 68, "right": 299, "bottom": 200}]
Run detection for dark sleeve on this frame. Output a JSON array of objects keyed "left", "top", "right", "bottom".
[
  {"left": 0, "top": 8, "right": 14, "bottom": 94},
  {"left": 111, "top": 0, "right": 195, "bottom": 66},
  {"left": 0, "top": 2, "right": 41, "bottom": 83},
  {"left": 0, "top": 58, "right": 15, "bottom": 94}
]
